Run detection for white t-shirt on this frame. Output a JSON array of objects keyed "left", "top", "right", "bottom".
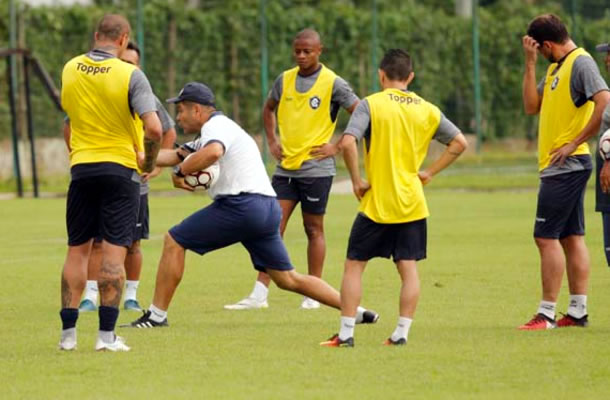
[{"left": 184, "top": 113, "right": 276, "bottom": 199}]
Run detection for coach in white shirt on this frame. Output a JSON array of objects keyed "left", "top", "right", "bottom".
[{"left": 126, "top": 82, "right": 378, "bottom": 330}]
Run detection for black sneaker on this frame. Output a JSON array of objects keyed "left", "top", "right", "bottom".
[
  {"left": 557, "top": 313, "right": 589, "bottom": 328},
  {"left": 121, "top": 310, "right": 168, "bottom": 328},
  {"left": 319, "top": 333, "right": 354, "bottom": 347},
  {"left": 358, "top": 309, "right": 380, "bottom": 324},
  {"left": 383, "top": 337, "right": 407, "bottom": 346}
]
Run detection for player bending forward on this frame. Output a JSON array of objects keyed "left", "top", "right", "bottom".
[{"left": 125, "top": 82, "right": 379, "bottom": 330}]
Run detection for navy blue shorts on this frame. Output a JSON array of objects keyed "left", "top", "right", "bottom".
[
  {"left": 66, "top": 172, "right": 140, "bottom": 247},
  {"left": 595, "top": 152, "right": 610, "bottom": 212},
  {"left": 169, "top": 193, "right": 293, "bottom": 272},
  {"left": 272, "top": 175, "right": 333, "bottom": 215},
  {"left": 133, "top": 193, "right": 150, "bottom": 241},
  {"left": 534, "top": 169, "right": 591, "bottom": 239},
  {"left": 347, "top": 213, "right": 427, "bottom": 262}
]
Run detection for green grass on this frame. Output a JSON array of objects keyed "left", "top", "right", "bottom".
[{"left": 2, "top": 190, "right": 610, "bottom": 399}]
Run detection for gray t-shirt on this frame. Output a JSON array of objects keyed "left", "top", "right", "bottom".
[
  {"left": 536, "top": 52, "right": 609, "bottom": 177},
  {"left": 140, "top": 96, "right": 176, "bottom": 195},
  {"left": 270, "top": 66, "right": 359, "bottom": 178},
  {"left": 344, "top": 97, "right": 460, "bottom": 149},
  {"left": 601, "top": 104, "right": 610, "bottom": 134}
]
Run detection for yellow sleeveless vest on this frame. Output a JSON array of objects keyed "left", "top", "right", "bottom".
[
  {"left": 361, "top": 89, "right": 441, "bottom": 223},
  {"left": 538, "top": 48, "right": 593, "bottom": 171},
  {"left": 61, "top": 54, "right": 143, "bottom": 170},
  {"left": 277, "top": 65, "right": 336, "bottom": 170}
]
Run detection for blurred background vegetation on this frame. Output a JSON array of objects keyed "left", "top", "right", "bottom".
[
  {"left": 0, "top": 0, "right": 609, "bottom": 142},
  {"left": 0, "top": 0, "right": 609, "bottom": 195}
]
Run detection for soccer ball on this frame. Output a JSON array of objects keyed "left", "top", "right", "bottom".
[
  {"left": 599, "top": 129, "right": 610, "bottom": 161},
  {"left": 184, "top": 160, "right": 220, "bottom": 190}
]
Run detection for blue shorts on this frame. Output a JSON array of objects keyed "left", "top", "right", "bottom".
[{"left": 169, "top": 193, "right": 293, "bottom": 272}]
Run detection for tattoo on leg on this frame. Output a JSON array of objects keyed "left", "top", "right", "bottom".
[
  {"left": 98, "top": 261, "right": 124, "bottom": 307},
  {"left": 61, "top": 274, "right": 71, "bottom": 308}
]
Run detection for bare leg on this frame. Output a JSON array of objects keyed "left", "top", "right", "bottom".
[
  {"left": 534, "top": 237, "right": 565, "bottom": 302},
  {"left": 98, "top": 241, "right": 127, "bottom": 308},
  {"left": 340, "top": 259, "right": 367, "bottom": 317},
  {"left": 395, "top": 260, "right": 420, "bottom": 318},
  {"left": 302, "top": 212, "right": 325, "bottom": 278},
  {"left": 125, "top": 240, "right": 143, "bottom": 281},
  {"left": 265, "top": 269, "right": 341, "bottom": 309},
  {"left": 87, "top": 240, "right": 102, "bottom": 281},
  {"left": 61, "top": 240, "right": 93, "bottom": 308},
  {"left": 560, "top": 235, "right": 589, "bottom": 295},
  {"left": 151, "top": 233, "right": 186, "bottom": 310}
]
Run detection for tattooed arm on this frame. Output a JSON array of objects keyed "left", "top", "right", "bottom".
[{"left": 139, "top": 111, "right": 162, "bottom": 173}]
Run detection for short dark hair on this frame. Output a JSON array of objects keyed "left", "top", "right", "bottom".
[
  {"left": 96, "top": 14, "right": 130, "bottom": 41},
  {"left": 379, "top": 49, "right": 412, "bottom": 81},
  {"left": 127, "top": 41, "right": 141, "bottom": 57},
  {"left": 527, "top": 14, "right": 569, "bottom": 45}
]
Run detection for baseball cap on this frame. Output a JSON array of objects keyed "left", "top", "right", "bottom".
[
  {"left": 167, "top": 82, "right": 215, "bottom": 106},
  {"left": 595, "top": 43, "right": 610, "bottom": 53}
]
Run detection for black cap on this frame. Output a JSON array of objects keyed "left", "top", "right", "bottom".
[
  {"left": 167, "top": 82, "right": 215, "bottom": 106},
  {"left": 595, "top": 43, "right": 610, "bottom": 53}
]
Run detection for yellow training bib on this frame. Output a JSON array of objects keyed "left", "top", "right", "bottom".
[
  {"left": 61, "top": 54, "right": 143, "bottom": 170},
  {"left": 360, "top": 89, "right": 441, "bottom": 224},
  {"left": 538, "top": 48, "right": 593, "bottom": 171},
  {"left": 277, "top": 65, "right": 337, "bottom": 170}
]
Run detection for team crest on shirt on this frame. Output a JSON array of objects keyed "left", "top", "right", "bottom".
[
  {"left": 309, "top": 96, "right": 321, "bottom": 110},
  {"left": 551, "top": 76, "right": 560, "bottom": 90}
]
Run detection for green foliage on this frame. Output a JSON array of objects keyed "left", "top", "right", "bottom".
[{"left": 1, "top": 0, "right": 609, "bottom": 142}]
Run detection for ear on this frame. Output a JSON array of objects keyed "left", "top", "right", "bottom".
[
  {"left": 406, "top": 71, "right": 415, "bottom": 86},
  {"left": 377, "top": 69, "right": 385, "bottom": 87},
  {"left": 94, "top": 32, "right": 100, "bottom": 42}
]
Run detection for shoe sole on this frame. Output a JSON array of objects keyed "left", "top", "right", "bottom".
[
  {"left": 95, "top": 347, "right": 130, "bottom": 352},
  {"left": 224, "top": 304, "right": 269, "bottom": 310}
]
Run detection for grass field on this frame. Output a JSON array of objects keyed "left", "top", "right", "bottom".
[{"left": 2, "top": 188, "right": 610, "bottom": 399}]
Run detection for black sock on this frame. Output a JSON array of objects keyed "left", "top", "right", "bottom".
[
  {"left": 98, "top": 306, "right": 119, "bottom": 332},
  {"left": 60, "top": 308, "right": 79, "bottom": 330}
]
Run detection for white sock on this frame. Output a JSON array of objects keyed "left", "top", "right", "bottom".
[
  {"left": 125, "top": 280, "right": 139, "bottom": 301},
  {"left": 391, "top": 317, "right": 413, "bottom": 342},
  {"left": 567, "top": 295, "right": 587, "bottom": 318},
  {"left": 98, "top": 330, "right": 115, "bottom": 344},
  {"left": 148, "top": 304, "right": 167, "bottom": 323},
  {"left": 84, "top": 280, "right": 98, "bottom": 303},
  {"left": 354, "top": 306, "right": 367, "bottom": 323},
  {"left": 537, "top": 300, "right": 556, "bottom": 320},
  {"left": 61, "top": 327, "right": 76, "bottom": 341},
  {"left": 339, "top": 316, "right": 356, "bottom": 341},
  {"left": 250, "top": 281, "right": 269, "bottom": 301}
]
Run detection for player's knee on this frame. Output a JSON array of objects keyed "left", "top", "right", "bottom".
[
  {"left": 303, "top": 220, "right": 324, "bottom": 239},
  {"left": 272, "top": 271, "right": 299, "bottom": 291},
  {"left": 534, "top": 236, "right": 554, "bottom": 249},
  {"left": 163, "top": 232, "right": 182, "bottom": 252}
]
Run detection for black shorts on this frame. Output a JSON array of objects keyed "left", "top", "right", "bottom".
[
  {"left": 534, "top": 169, "right": 591, "bottom": 239},
  {"left": 66, "top": 172, "right": 140, "bottom": 247},
  {"left": 595, "top": 152, "right": 610, "bottom": 212},
  {"left": 347, "top": 213, "right": 427, "bottom": 262},
  {"left": 133, "top": 193, "right": 150, "bottom": 241},
  {"left": 271, "top": 175, "right": 333, "bottom": 215}
]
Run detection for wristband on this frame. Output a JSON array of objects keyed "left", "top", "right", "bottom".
[{"left": 173, "top": 165, "right": 185, "bottom": 178}]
